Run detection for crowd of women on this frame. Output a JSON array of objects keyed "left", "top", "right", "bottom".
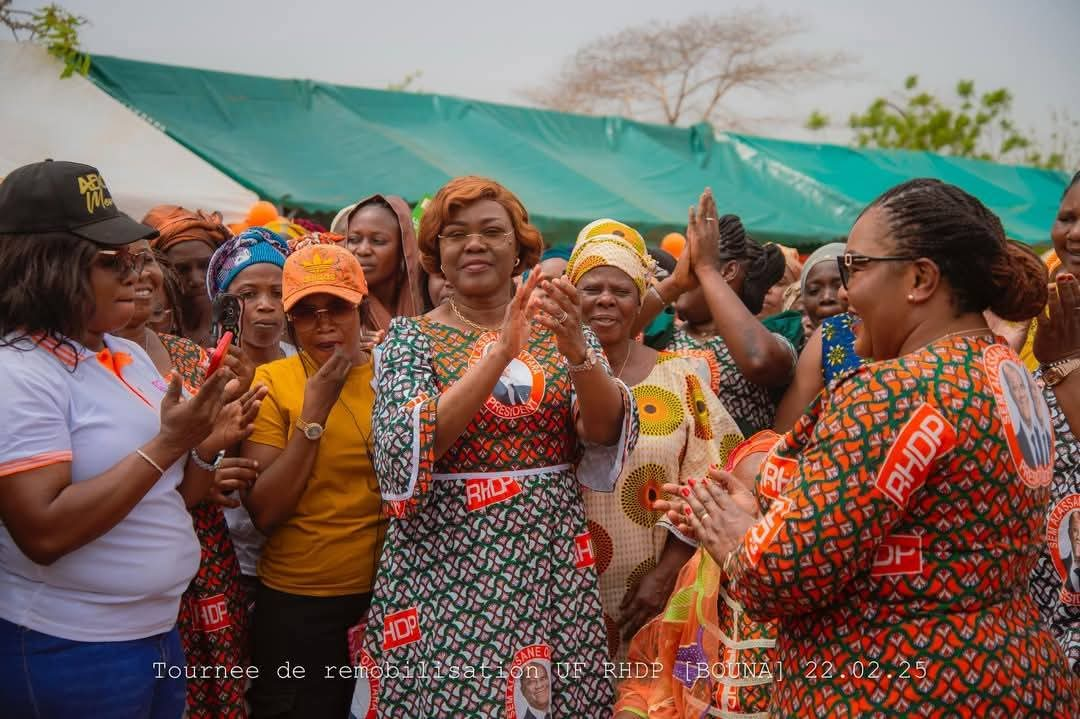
[{"left": 0, "top": 157, "right": 1077, "bottom": 718}]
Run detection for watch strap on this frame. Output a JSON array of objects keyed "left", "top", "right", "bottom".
[
  {"left": 189, "top": 447, "right": 225, "bottom": 471},
  {"left": 1042, "top": 357, "right": 1080, "bottom": 387}
]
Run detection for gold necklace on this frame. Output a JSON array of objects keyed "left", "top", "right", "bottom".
[
  {"left": 937, "top": 326, "right": 993, "bottom": 343},
  {"left": 615, "top": 343, "right": 633, "bottom": 379},
  {"left": 449, "top": 295, "right": 505, "bottom": 333}
]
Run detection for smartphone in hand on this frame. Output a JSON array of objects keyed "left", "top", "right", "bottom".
[
  {"left": 205, "top": 331, "right": 233, "bottom": 377},
  {"left": 211, "top": 293, "right": 244, "bottom": 347}
]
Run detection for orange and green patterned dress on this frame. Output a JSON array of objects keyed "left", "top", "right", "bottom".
[
  {"left": 355, "top": 317, "right": 638, "bottom": 718},
  {"left": 725, "top": 334, "right": 1078, "bottom": 716}
]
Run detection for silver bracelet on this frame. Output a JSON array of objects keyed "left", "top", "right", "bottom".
[{"left": 189, "top": 447, "right": 225, "bottom": 472}]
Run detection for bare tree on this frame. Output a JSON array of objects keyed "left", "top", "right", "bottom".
[{"left": 523, "top": 9, "right": 853, "bottom": 128}]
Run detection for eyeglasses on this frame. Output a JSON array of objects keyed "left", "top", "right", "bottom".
[
  {"left": 95, "top": 249, "right": 152, "bottom": 276},
  {"left": 287, "top": 298, "right": 358, "bottom": 330},
  {"left": 436, "top": 229, "right": 514, "bottom": 248},
  {"left": 837, "top": 251, "right": 918, "bottom": 289}
]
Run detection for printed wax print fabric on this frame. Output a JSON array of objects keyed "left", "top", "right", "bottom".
[
  {"left": 725, "top": 334, "right": 1078, "bottom": 716},
  {"left": 161, "top": 333, "right": 248, "bottom": 719},
  {"left": 668, "top": 326, "right": 786, "bottom": 437},
  {"left": 615, "top": 548, "right": 777, "bottom": 719},
  {"left": 1030, "top": 365, "right": 1080, "bottom": 676},
  {"left": 352, "top": 317, "right": 638, "bottom": 718},
  {"left": 582, "top": 352, "right": 742, "bottom": 662},
  {"left": 820, "top": 312, "right": 863, "bottom": 387}
]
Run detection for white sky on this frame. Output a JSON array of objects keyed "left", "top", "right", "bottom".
[{"left": 12, "top": 0, "right": 1080, "bottom": 154}]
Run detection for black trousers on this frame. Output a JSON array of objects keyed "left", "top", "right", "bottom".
[{"left": 250, "top": 582, "right": 371, "bottom": 719}]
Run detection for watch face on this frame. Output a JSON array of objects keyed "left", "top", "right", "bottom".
[{"left": 304, "top": 424, "right": 323, "bottom": 440}]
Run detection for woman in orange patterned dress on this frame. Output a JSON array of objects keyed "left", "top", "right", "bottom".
[{"left": 663, "top": 179, "right": 1078, "bottom": 716}]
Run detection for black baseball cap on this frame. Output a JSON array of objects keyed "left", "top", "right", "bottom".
[{"left": 0, "top": 160, "right": 158, "bottom": 245}]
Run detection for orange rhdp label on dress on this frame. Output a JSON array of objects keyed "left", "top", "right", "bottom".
[
  {"left": 465, "top": 477, "right": 522, "bottom": 511},
  {"left": 874, "top": 403, "right": 956, "bottom": 509}
]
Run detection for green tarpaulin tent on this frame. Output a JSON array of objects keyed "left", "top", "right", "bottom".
[{"left": 87, "top": 53, "right": 1070, "bottom": 248}]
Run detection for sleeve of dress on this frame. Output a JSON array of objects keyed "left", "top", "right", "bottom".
[
  {"left": 573, "top": 326, "right": 639, "bottom": 492},
  {"left": 372, "top": 318, "right": 440, "bottom": 518},
  {"left": 658, "top": 366, "right": 739, "bottom": 546},
  {"left": 729, "top": 367, "right": 957, "bottom": 621}
]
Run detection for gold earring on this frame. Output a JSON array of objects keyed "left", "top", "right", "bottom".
[{"left": 514, "top": 258, "right": 520, "bottom": 267}]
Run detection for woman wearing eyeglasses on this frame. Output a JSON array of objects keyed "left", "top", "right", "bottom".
[
  {"left": 111, "top": 236, "right": 260, "bottom": 718},
  {"left": 240, "top": 235, "right": 387, "bottom": 719},
  {"left": 0, "top": 161, "right": 264, "bottom": 719},
  {"left": 662, "top": 178, "right": 1077, "bottom": 716},
  {"left": 353, "top": 176, "right": 636, "bottom": 718}
]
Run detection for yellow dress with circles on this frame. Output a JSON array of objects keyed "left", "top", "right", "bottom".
[{"left": 582, "top": 351, "right": 743, "bottom": 662}]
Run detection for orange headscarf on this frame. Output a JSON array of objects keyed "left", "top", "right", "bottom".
[{"left": 143, "top": 205, "right": 230, "bottom": 253}]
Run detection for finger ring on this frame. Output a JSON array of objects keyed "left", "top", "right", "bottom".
[
  {"left": 703, "top": 216, "right": 717, "bottom": 222},
  {"left": 699, "top": 512, "right": 709, "bottom": 522},
  {"left": 557, "top": 311, "right": 569, "bottom": 324}
]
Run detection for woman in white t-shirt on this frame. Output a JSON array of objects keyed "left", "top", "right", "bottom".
[{"left": 0, "top": 161, "right": 265, "bottom": 719}]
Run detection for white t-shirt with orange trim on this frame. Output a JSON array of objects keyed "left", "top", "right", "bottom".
[{"left": 0, "top": 333, "right": 200, "bottom": 642}]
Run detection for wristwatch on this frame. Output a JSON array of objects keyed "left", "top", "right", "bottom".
[
  {"left": 295, "top": 417, "right": 325, "bottom": 440},
  {"left": 1042, "top": 357, "right": 1080, "bottom": 387},
  {"left": 566, "top": 347, "right": 597, "bottom": 374},
  {"left": 189, "top": 447, "right": 225, "bottom": 471}
]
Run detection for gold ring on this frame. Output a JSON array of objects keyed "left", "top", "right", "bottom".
[
  {"left": 558, "top": 311, "right": 569, "bottom": 324},
  {"left": 699, "top": 512, "right": 709, "bottom": 522}
]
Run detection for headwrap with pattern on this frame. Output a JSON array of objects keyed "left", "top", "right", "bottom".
[
  {"left": 206, "top": 226, "right": 290, "bottom": 300},
  {"left": 565, "top": 218, "right": 656, "bottom": 299}
]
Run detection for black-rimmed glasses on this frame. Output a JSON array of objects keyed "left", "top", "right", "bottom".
[{"left": 837, "top": 251, "right": 918, "bottom": 289}]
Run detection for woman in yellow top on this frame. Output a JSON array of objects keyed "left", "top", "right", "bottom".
[{"left": 241, "top": 235, "right": 386, "bottom": 718}]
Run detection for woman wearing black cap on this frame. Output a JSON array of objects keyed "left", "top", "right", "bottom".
[{"left": 0, "top": 161, "right": 265, "bottom": 719}]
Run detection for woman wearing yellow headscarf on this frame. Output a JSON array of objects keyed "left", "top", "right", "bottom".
[{"left": 567, "top": 219, "right": 745, "bottom": 662}]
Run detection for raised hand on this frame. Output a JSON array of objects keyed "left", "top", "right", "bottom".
[
  {"left": 497, "top": 265, "right": 544, "bottom": 361},
  {"left": 300, "top": 349, "right": 352, "bottom": 425},
  {"left": 533, "top": 276, "right": 589, "bottom": 364},
  {"left": 159, "top": 367, "right": 236, "bottom": 454},
  {"left": 200, "top": 383, "right": 269, "bottom": 455},
  {"left": 687, "top": 187, "right": 722, "bottom": 275},
  {"left": 1035, "top": 273, "right": 1080, "bottom": 365}
]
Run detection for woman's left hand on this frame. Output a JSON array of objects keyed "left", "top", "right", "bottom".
[
  {"left": 197, "top": 383, "right": 269, "bottom": 457},
  {"left": 533, "top": 276, "right": 590, "bottom": 364},
  {"left": 618, "top": 564, "right": 680, "bottom": 640},
  {"left": 660, "top": 474, "right": 759, "bottom": 563},
  {"left": 1035, "top": 273, "right": 1080, "bottom": 365}
]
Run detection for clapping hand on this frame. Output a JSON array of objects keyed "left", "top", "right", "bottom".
[
  {"left": 1035, "top": 273, "right": 1080, "bottom": 365},
  {"left": 532, "top": 276, "right": 589, "bottom": 365}
]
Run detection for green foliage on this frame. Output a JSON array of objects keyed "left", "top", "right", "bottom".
[
  {"left": 808, "top": 75, "right": 1068, "bottom": 170},
  {"left": 387, "top": 70, "right": 423, "bottom": 93},
  {"left": 0, "top": 1, "right": 89, "bottom": 78}
]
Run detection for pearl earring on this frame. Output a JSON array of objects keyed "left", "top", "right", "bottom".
[{"left": 907, "top": 294, "right": 914, "bottom": 301}]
